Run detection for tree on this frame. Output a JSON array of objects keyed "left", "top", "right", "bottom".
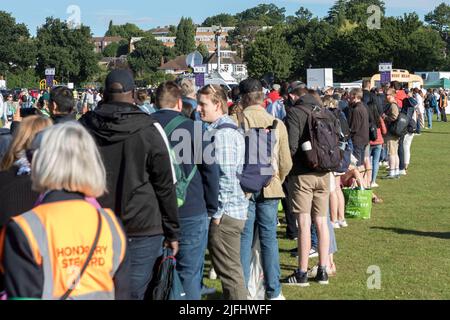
[
  {"left": 202, "top": 13, "right": 237, "bottom": 27},
  {"left": 286, "top": 7, "right": 314, "bottom": 25},
  {"left": 175, "top": 17, "right": 196, "bottom": 55},
  {"left": 236, "top": 4, "right": 286, "bottom": 26},
  {"left": 245, "top": 26, "right": 294, "bottom": 81},
  {"left": 425, "top": 2, "right": 450, "bottom": 35},
  {"left": 425, "top": 2, "right": 450, "bottom": 57},
  {"left": 36, "top": 17, "right": 100, "bottom": 84},
  {"left": 128, "top": 36, "right": 174, "bottom": 77},
  {"left": 326, "top": 0, "right": 385, "bottom": 26},
  {"left": 0, "top": 11, "right": 36, "bottom": 75},
  {"left": 103, "top": 40, "right": 129, "bottom": 57},
  {"left": 105, "top": 22, "right": 146, "bottom": 39},
  {"left": 197, "top": 44, "right": 210, "bottom": 60}
]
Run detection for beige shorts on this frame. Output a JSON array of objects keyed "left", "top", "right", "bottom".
[
  {"left": 288, "top": 172, "right": 330, "bottom": 217},
  {"left": 386, "top": 136, "right": 399, "bottom": 156}
]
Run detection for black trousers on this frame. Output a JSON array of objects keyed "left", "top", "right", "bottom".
[{"left": 282, "top": 176, "right": 298, "bottom": 239}]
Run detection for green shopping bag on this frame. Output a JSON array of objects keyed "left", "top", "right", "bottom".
[{"left": 342, "top": 188, "right": 373, "bottom": 219}]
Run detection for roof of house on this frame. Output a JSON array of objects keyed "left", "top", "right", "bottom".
[
  {"left": 159, "top": 55, "right": 189, "bottom": 71},
  {"left": 92, "top": 36, "right": 124, "bottom": 42},
  {"left": 206, "top": 52, "right": 244, "bottom": 65}
]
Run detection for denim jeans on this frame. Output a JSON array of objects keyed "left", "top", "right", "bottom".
[
  {"left": 370, "top": 144, "right": 382, "bottom": 184},
  {"left": 426, "top": 108, "right": 433, "bottom": 128},
  {"left": 177, "top": 214, "right": 209, "bottom": 300},
  {"left": 128, "top": 235, "right": 164, "bottom": 300},
  {"left": 240, "top": 193, "right": 281, "bottom": 299}
]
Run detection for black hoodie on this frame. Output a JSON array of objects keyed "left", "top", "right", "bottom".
[{"left": 79, "top": 102, "right": 179, "bottom": 241}]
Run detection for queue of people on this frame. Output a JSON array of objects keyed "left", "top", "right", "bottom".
[{"left": 0, "top": 70, "right": 445, "bottom": 300}]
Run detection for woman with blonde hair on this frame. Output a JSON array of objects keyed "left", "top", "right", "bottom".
[
  {"left": 1, "top": 122, "right": 129, "bottom": 300},
  {"left": 0, "top": 115, "right": 53, "bottom": 226}
]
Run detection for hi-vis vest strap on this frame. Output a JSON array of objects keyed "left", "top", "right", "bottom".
[{"left": 12, "top": 201, "right": 126, "bottom": 300}]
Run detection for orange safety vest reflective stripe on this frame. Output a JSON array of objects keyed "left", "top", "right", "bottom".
[{"left": 11, "top": 200, "right": 126, "bottom": 300}]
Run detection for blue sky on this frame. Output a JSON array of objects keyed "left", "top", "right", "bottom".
[{"left": 1, "top": 0, "right": 447, "bottom": 36}]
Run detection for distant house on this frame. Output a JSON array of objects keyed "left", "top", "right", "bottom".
[
  {"left": 158, "top": 55, "right": 189, "bottom": 75},
  {"left": 99, "top": 55, "right": 129, "bottom": 70},
  {"left": 206, "top": 51, "right": 247, "bottom": 82},
  {"left": 92, "top": 36, "right": 124, "bottom": 54}
]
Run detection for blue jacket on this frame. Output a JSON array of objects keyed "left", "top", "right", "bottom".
[{"left": 152, "top": 109, "right": 220, "bottom": 218}]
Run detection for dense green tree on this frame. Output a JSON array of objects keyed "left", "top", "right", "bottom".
[
  {"left": 245, "top": 26, "right": 293, "bottom": 81},
  {"left": 236, "top": 4, "right": 286, "bottom": 26},
  {"left": 326, "top": 0, "right": 385, "bottom": 26},
  {"left": 36, "top": 17, "right": 99, "bottom": 84},
  {"left": 197, "top": 44, "right": 210, "bottom": 60},
  {"left": 175, "top": 17, "right": 196, "bottom": 55},
  {"left": 0, "top": 11, "right": 36, "bottom": 75},
  {"left": 103, "top": 40, "right": 129, "bottom": 57},
  {"left": 128, "top": 36, "right": 175, "bottom": 77},
  {"left": 202, "top": 13, "right": 237, "bottom": 27},
  {"left": 105, "top": 22, "right": 146, "bottom": 39},
  {"left": 425, "top": 2, "right": 450, "bottom": 35}
]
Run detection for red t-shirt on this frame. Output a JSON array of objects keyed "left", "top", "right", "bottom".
[
  {"left": 395, "top": 90, "right": 408, "bottom": 108},
  {"left": 268, "top": 91, "right": 281, "bottom": 104}
]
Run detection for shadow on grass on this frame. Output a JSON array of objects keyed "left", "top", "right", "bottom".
[
  {"left": 371, "top": 227, "right": 450, "bottom": 239},
  {"left": 421, "top": 130, "right": 450, "bottom": 135}
]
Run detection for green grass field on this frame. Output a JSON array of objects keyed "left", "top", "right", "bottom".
[{"left": 204, "top": 120, "right": 450, "bottom": 300}]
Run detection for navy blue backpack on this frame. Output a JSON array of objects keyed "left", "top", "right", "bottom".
[{"left": 216, "top": 114, "right": 277, "bottom": 193}]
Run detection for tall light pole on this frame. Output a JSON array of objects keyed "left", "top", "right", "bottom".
[{"left": 213, "top": 26, "right": 223, "bottom": 73}]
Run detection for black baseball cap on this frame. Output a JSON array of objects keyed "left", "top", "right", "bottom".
[
  {"left": 239, "top": 78, "right": 263, "bottom": 95},
  {"left": 105, "top": 69, "right": 135, "bottom": 93}
]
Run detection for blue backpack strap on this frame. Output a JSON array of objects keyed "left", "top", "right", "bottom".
[{"left": 216, "top": 123, "right": 238, "bottom": 130}]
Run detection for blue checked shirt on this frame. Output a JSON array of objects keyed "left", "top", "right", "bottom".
[{"left": 207, "top": 115, "right": 248, "bottom": 221}]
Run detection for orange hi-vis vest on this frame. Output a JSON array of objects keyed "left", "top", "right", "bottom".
[
  {"left": 11, "top": 200, "right": 126, "bottom": 300},
  {"left": 440, "top": 95, "right": 448, "bottom": 109}
]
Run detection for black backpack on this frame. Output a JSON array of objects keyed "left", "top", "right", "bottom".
[
  {"left": 330, "top": 108, "right": 350, "bottom": 141},
  {"left": 367, "top": 102, "right": 379, "bottom": 142},
  {"left": 298, "top": 105, "right": 342, "bottom": 172}
]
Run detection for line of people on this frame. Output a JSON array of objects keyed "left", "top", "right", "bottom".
[{"left": 0, "top": 70, "right": 444, "bottom": 300}]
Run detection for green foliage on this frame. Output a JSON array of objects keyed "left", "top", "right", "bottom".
[
  {"left": 197, "top": 44, "right": 210, "bottom": 60},
  {"left": 202, "top": 13, "right": 237, "bottom": 27},
  {"left": 105, "top": 22, "right": 146, "bottom": 39},
  {"left": 103, "top": 40, "right": 129, "bottom": 57},
  {"left": 175, "top": 17, "right": 196, "bottom": 55},
  {"left": 128, "top": 36, "right": 175, "bottom": 77},
  {"left": 168, "top": 25, "right": 177, "bottom": 37},
  {"left": 35, "top": 17, "right": 100, "bottom": 84},
  {"left": 425, "top": 2, "right": 450, "bottom": 34},
  {"left": 236, "top": 4, "right": 286, "bottom": 26},
  {"left": 139, "top": 71, "right": 175, "bottom": 87},
  {"left": 326, "top": 0, "right": 386, "bottom": 26},
  {"left": 5, "top": 68, "right": 39, "bottom": 89},
  {"left": 0, "top": 11, "right": 36, "bottom": 74},
  {"left": 245, "top": 26, "right": 294, "bottom": 81}
]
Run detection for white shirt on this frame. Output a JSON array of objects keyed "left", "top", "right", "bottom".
[{"left": 414, "top": 93, "right": 424, "bottom": 114}]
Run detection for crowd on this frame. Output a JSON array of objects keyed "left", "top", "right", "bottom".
[{"left": 0, "top": 69, "right": 447, "bottom": 300}]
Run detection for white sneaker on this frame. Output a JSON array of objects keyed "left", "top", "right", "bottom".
[
  {"left": 333, "top": 222, "right": 340, "bottom": 229},
  {"left": 208, "top": 267, "right": 217, "bottom": 280},
  {"left": 399, "top": 169, "right": 407, "bottom": 176},
  {"left": 267, "top": 292, "right": 286, "bottom": 300},
  {"left": 338, "top": 220, "right": 348, "bottom": 228},
  {"left": 371, "top": 182, "right": 379, "bottom": 188},
  {"left": 309, "top": 248, "right": 319, "bottom": 258}
]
